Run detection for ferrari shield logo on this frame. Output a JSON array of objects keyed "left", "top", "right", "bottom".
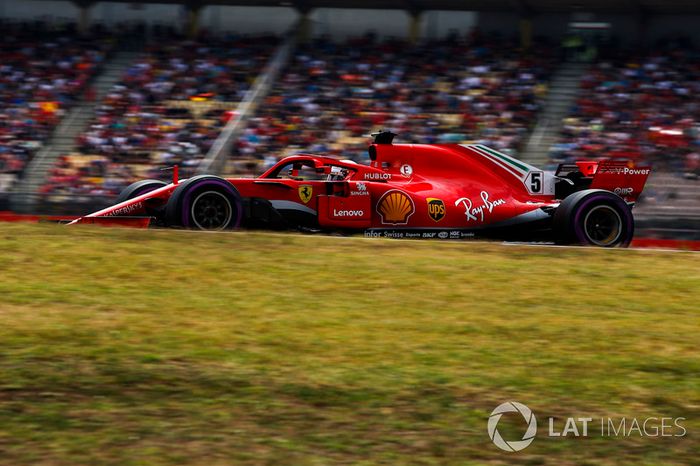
[
  {"left": 298, "top": 185, "right": 313, "bottom": 204},
  {"left": 427, "top": 198, "right": 445, "bottom": 222}
]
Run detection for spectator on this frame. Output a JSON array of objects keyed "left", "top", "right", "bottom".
[
  {"left": 230, "top": 33, "right": 556, "bottom": 173},
  {"left": 0, "top": 21, "right": 111, "bottom": 193},
  {"left": 550, "top": 42, "right": 700, "bottom": 179},
  {"left": 42, "top": 34, "right": 278, "bottom": 197}
]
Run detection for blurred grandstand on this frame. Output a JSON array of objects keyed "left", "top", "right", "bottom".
[
  {"left": 1, "top": 0, "right": 700, "bottom": 236},
  {"left": 42, "top": 34, "right": 277, "bottom": 198},
  {"left": 231, "top": 34, "right": 555, "bottom": 169}
]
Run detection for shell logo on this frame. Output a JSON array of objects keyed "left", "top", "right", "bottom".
[{"left": 376, "top": 190, "right": 415, "bottom": 225}]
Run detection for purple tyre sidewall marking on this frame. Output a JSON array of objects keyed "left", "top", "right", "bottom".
[
  {"left": 180, "top": 179, "right": 242, "bottom": 229},
  {"left": 572, "top": 194, "right": 633, "bottom": 246}
]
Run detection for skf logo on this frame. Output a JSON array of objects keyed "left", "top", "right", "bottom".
[
  {"left": 427, "top": 198, "right": 445, "bottom": 222},
  {"left": 298, "top": 185, "right": 313, "bottom": 204},
  {"left": 377, "top": 190, "right": 415, "bottom": 225}
]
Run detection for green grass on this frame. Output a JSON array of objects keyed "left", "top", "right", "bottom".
[{"left": 0, "top": 224, "right": 698, "bottom": 465}]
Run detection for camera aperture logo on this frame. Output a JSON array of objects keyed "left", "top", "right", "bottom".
[
  {"left": 488, "top": 401, "right": 687, "bottom": 453},
  {"left": 487, "top": 401, "right": 537, "bottom": 452}
]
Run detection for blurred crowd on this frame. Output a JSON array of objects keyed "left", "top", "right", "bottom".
[
  {"left": 232, "top": 33, "right": 556, "bottom": 171},
  {"left": 42, "top": 34, "right": 277, "bottom": 197},
  {"left": 3, "top": 22, "right": 700, "bottom": 204},
  {"left": 550, "top": 42, "right": 700, "bottom": 179},
  {"left": 0, "top": 22, "right": 111, "bottom": 189}
]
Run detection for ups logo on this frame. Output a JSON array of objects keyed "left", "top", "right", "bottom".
[{"left": 427, "top": 198, "right": 445, "bottom": 222}]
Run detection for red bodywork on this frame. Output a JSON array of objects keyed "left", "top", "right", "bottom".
[{"left": 69, "top": 143, "right": 651, "bottom": 239}]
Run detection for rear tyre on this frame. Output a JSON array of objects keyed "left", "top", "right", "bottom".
[
  {"left": 165, "top": 175, "right": 242, "bottom": 230},
  {"left": 115, "top": 180, "right": 167, "bottom": 204},
  {"left": 553, "top": 189, "right": 634, "bottom": 247}
]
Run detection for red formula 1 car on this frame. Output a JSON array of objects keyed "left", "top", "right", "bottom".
[{"left": 71, "top": 131, "right": 651, "bottom": 247}]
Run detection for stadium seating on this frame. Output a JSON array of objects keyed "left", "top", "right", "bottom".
[
  {"left": 635, "top": 171, "right": 700, "bottom": 219},
  {"left": 548, "top": 43, "right": 700, "bottom": 216},
  {"left": 41, "top": 35, "right": 278, "bottom": 198},
  {"left": 10, "top": 26, "right": 700, "bottom": 220},
  {"left": 230, "top": 34, "right": 557, "bottom": 174},
  {"left": 0, "top": 22, "right": 110, "bottom": 193},
  {"left": 549, "top": 44, "right": 700, "bottom": 176}
]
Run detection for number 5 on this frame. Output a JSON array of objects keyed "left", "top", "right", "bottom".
[{"left": 529, "top": 172, "right": 542, "bottom": 193}]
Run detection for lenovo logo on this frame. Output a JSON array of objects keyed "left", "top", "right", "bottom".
[{"left": 333, "top": 209, "right": 365, "bottom": 217}]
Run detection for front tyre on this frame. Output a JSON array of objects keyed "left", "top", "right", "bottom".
[
  {"left": 115, "top": 179, "right": 167, "bottom": 204},
  {"left": 165, "top": 175, "right": 242, "bottom": 230},
  {"left": 553, "top": 189, "right": 634, "bottom": 247}
]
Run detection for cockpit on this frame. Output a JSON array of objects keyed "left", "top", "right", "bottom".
[{"left": 264, "top": 158, "right": 354, "bottom": 182}]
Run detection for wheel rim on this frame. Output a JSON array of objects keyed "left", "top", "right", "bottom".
[
  {"left": 583, "top": 205, "right": 622, "bottom": 246},
  {"left": 191, "top": 191, "right": 233, "bottom": 230}
]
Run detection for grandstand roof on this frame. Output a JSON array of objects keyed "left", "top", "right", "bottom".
[{"left": 68, "top": 0, "right": 700, "bottom": 14}]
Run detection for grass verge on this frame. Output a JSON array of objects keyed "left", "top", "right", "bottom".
[{"left": 0, "top": 224, "right": 698, "bottom": 465}]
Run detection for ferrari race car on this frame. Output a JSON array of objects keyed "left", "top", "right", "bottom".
[{"left": 70, "top": 131, "right": 651, "bottom": 247}]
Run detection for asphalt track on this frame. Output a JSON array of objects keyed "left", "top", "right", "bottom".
[
  {"left": 1, "top": 211, "right": 699, "bottom": 252},
  {"left": 138, "top": 228, "right": 700, "bottom": 253}
]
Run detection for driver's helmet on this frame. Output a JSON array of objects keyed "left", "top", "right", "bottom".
[{"left": 327, "top": 165, "right": 347, "bottom": 181}]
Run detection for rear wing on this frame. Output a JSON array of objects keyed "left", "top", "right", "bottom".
[
  {"left": 556, "top": 160, "right": 651, "bottom": 203},
  {"left": 589, "top": 160, "right": 651, "bottom": 203}
]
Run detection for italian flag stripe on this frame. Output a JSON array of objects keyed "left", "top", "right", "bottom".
[
  {"left": 466, "top": 145, "right": 523, "bottom": 179},
  {"left": 475, "top": 145, "right": 530, "bottom": 174}
]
